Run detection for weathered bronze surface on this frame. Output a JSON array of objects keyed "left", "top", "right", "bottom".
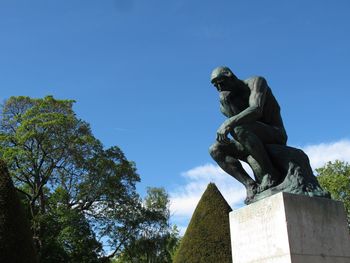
[{"left": 209, "top": 66, "right": 330, "bottom": 204}]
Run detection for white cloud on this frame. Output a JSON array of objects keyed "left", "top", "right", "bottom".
[
  {"left": 170, "top": 139, "right": 350, "bottom": 235},
  {"left": 169, "top": 163, "right": 249, "bottom": 234},
  {"left": 302, "top": 139, "right": 350, "bottom": 170}
]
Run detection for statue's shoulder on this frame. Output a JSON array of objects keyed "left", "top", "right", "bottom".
[{"left": 243, "top": 76, "right": 267, "bottom": 88}]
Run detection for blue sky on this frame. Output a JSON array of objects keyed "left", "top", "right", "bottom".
[{"left": 1, "top": 0, "right": 350, "bottom": 233}]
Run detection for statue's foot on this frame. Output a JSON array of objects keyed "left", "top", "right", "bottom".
[
  {"left": 257, "top": 174, "right": 277, "bottom": 193},
  {"left": 244, "top": 183, "right": 257, "bottom": 205}
]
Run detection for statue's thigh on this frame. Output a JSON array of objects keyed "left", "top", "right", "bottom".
[{"left": 235, "top": 122, "right": 284, "bottom": 144}]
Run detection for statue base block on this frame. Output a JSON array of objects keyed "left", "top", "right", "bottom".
[{"left": 229, "top": 192, "right": 350, "bottom": 263}]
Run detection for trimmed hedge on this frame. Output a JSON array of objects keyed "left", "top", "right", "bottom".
[
  {"left": 0, "top": 160, "right": 38, "bottom": 263},
  {"left": 174, "top": 183, "right": 232, "bottom": 263}
]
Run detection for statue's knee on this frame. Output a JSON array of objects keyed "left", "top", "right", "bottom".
[{"left": 209, "top": 143, "right": 223, "bottom": 161}]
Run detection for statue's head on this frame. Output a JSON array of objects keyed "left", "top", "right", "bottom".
[{"left": 210, "top": 66, "right": 237, "bottom": 91}]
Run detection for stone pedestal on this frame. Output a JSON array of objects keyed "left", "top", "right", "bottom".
[{"left": 229, "top": 192, "right": 350, "bottom": 263}]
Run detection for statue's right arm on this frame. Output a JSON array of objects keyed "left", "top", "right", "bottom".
[{"left": 222, "top": 77, "right": 267, "bottom": 128}]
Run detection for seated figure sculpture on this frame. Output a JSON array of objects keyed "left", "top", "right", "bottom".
[{"left": 209, "top": 66, "right": 329, "bottom": 204}]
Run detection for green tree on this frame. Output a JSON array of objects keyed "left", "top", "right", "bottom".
[
  {"left": 115, "top": 187, "right": 180, "bottom": 263},
  {"left": 317, "top": 160, "right": 350, "bottom": 228},
  {"left": 39, "top": 187, "right": 102, "bottom": 263},
  {"left": 0, "top": 96, "right": 141, "bottom": 262}
]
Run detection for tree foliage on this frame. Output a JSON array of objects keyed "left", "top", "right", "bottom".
[
  {"left": 115, "top": 187, "right": 180, "bottom": 263},
  {"left": 317, "top": 160, "right": 350, "bottom": 227},
  {"left": 0, "top": 96, "right": 142, "bottom": 262},
  {"left": 0, "top": 160, "right": 38, "bottom": 263},
  {"left": 0, "top": 95, "right": 180, "bottom": 262}
]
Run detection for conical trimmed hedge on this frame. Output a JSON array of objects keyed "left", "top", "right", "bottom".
[
  {"left": 0, "top": 160, "right": 38, "bottom": 263},
  {"left": 174, "top": 183, "right": 232, "bottom": 263}
]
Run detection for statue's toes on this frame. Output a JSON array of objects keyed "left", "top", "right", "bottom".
[
  {"left": 244, "top": 196, "right": 254, "bottom": 205},
  {"left": 257, "top": 174, "right": 277, "bottom": 192},
  {"left": 245, "top": 183, "right": 257, "bottom": 204},
  {"left": 257, "top": 184, "right": 267, "bottom": 193}
]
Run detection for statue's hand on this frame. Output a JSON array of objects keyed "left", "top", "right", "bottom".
[{"left": 216, "top": 124, "right": 231, "bottom": 144}]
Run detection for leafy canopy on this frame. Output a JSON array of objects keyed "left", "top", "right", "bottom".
[
  {"left": 0, "top": 96, "right": 141, "bottom": 262},
  {"left": 114, "top": 187, "right": 180, "bottom": 263},
  {"left": 317, "top": 160, "right": 350, "bottom": 228}
]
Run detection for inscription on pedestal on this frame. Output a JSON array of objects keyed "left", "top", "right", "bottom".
[
  {"left": 230, "top": 193, "right": 350, "bottom": 263},
  {"left": 230, "top": 194, "right": 291, "bottom": 262}
]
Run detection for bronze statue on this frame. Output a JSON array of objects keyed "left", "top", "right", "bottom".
[{"left": 209, "top": 66, "right": 329, "bottom": 204}]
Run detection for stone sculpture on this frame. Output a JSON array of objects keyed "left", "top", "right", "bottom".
[{"left": 209, "top": 66, "right": 330, "bottom": 204}]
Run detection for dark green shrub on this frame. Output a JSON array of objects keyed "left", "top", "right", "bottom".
[
  {"left": 0, "top": 160, "right": 37, "bottom": 263},
  {"left": 174, "top": 183, "right": 232, "bottom": 263}
]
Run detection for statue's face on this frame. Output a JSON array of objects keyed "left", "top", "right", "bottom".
[{"left": 212, "top": 77, "right": 235, "bottom": 92}]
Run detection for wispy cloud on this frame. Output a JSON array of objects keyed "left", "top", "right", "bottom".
[
  {"left": 169, "top": 163, "right": 249, "bottom": 234},
  {"left": 170, "top": 139, "right": 350, "bottom": 234},
  {"left": 302, "top": 139, "right": 350, "bottom": 170}
]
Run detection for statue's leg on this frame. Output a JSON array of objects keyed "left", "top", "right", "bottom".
[
  {"left": 209, "top": 141, "right": 257, "bottom": 203},
  {"left": 245, "top": 155, "right": 265, "bottom": 184},
  {"left": 232, "top": 122, "right": 286, "bottom": 192}
]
